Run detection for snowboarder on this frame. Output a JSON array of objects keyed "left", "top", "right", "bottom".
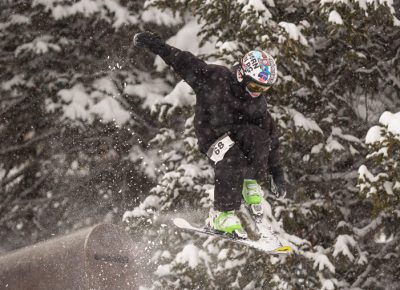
[{"left": 134, "top": 31, "right": 286, "bottom": 238}]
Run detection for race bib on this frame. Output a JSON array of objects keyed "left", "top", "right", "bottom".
[{"left": 206, "top": 134, "right": 235, "bottom": 164}]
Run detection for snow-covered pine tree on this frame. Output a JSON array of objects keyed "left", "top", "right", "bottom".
[
  {"left": 0, "top": 0, "right": 163, "bottom": 249},
  {"left": 124, "top": 0, "right": 400, "bottom": 289},
  {"left": 359, "top": 111, "right": 400, "bottom": 212},
  {"left": 357, "top": 111, "right": 400, "bottom": 289},
  {"left": 314, "top": 2, "right": 400, "bottom": 289}
]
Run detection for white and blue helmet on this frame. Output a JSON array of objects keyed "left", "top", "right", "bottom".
[{"left": 238, "top": 50, "right": 277, "bottom": 97}]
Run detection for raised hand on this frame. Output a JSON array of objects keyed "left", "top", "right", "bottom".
[{"left": 133, "top": 31, "right": 165, "bottom": 55}]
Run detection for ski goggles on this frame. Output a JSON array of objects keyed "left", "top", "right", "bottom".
[{"left": 246, "top": 81, "right": 272, "bottom": 93}]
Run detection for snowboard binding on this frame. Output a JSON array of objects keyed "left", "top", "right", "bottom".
[{"left": 249, "top": 203, "right": 263, "bottom": 217}]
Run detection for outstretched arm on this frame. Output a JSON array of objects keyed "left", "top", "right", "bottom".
[{"left": 134, "top": 32, "right": 209, "bottom": 89}]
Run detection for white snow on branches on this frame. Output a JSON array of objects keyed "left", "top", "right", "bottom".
[
  {"left": 15, "top": 36, "right": 61, "bottom": 56},
  {"left": 141, "top": 6, "right": 182, "bottom": 26},
  {"left": 175, "top": 244, "right": 204, "bottom": 268},
  {"left": 365, "top": 111, "right": 400, "bottom": 144},
  {"left": 365, "top": 126, "right": 383, "bottom": 144},
  {"left": 124, "top": 76, "right": 171, "bottom": 109},
  {"left": 325, "top": 136, "right": 345, "bottom": 153},
  {"left": 307, "top": 248, "right": 336, "bottom": 273},
  {"left": 289, "top": 109, "right": 323, "bottom": 134},
  {"left": 163, "top": 81, "right": 195, "bottom": 107},
  {"left": 150, "top": 80, "right": 195, "bottom": 117},
  {"left": 358, "top": 165, "right": 376, "bottom": 182},
  {"left": 55, "top": 79, "right": 130, "bottom": 125},
  {"left": 216, "top": 41, "right": 239, "bottom": 53},
  {"left": 32, "top": 0, "right": 138, "bottom": 28},
  {"left": 0, "top": 14, "right": 30, "bottom": 30},
  {"left": 129, "top": 146, "right": 158, "bottom": 178},
  {"left": 241, "top": 0, "right": 273, "bottom": 21},
  {"left": 333, "top": 234, "right": 356, "bottom": 261},
  {"left": 1, "top": 74, "right": 27, "bottom": 91},
  {"left": 122, "top": 195, "right": 161, "bottom": 220},
  {"left": 319, "top": 273, "right": 337, "bottom": 290},
  {"left": 379, "top": 111, "right": 400, "bottom": 135},
  {"left": 359, "top": 111, "right": 400, "bottom": 199},
  {"left": 278, "top": 22, "right": 308, "bottom": 46},
  {"left": 57, "top": 84, "right": 92, "bottom": 121},
  {"left": 325, "top": 125, "right": 361, "bottom": 153},
  {"left": 321, "top": 0, "right": 400, "bottom": 26},
  {"left": 314, "top": 255, "right": 335, "bottom": 273},
  {"left": 332, "top": 127, "right": 361, "bottom": 143},
  {"left": 91, "top": 97, "right": 130, "bottom": 124},
  {"left": 155, "top": 244, "right": 212, "bottom": 277},
  {"left": 92, "top": 77, "right": 119, "bottom": 96},
  {"left": 328, "top": 10, "right": 343, "bottom": 25}
]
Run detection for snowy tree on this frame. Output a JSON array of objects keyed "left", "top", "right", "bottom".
[
  {"left": 1, "top": 0, "right": 399, "bottom": 289},
  {"left": 124, "top": 0, "right": 400, "bottom": 289},
  {"left": 359, "top": 111, "right": 400, "bottom": 212},
  {"left": 356, "top": 111, "right": 400, "bottom": 289},
  {"left": 0, "top": 0, "right": 169, "bottom": 249},
  {"left": 317, "top": 0, "right": 400, "bottom": 122}
]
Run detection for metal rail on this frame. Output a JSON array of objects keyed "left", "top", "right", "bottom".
[{"left": 0, "top": 224, "right": 137, "bottom": 289}]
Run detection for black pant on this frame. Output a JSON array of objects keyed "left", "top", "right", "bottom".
[{"left": 213, "top": 124, "right": 272, "bottom": 211}]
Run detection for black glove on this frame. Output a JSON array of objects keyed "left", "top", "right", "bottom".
[
  {"left": 271, "top": 179, "right": 286, "bottom": 198},
  {"left": 271, "top": 170, "right": 286, "bottom": 198},
  {"left": 269, "top": 165, "right": 287, "bottom": 198},
  {"left": 133, "top": 31, "right": 165, "bottom": 55}
]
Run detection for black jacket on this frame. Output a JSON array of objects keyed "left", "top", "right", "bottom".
[{"left": 148, "top": 43, "right": 283, "bottom": 181}]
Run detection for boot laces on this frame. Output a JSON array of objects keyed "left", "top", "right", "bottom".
[{"left": 247, "top": 183, "right": 262, "bottom": 197}]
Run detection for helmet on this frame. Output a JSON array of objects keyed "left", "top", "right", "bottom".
[{"left": 237, "top": 50, "right": 277, "bottom": 97}]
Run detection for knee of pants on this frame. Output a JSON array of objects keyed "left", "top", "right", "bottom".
[
  {"left": 233, "top": 127, "right": 270, "bottom": 157},
  {"left": 214, "top": 145, "right": 247, "bottom": 169}
]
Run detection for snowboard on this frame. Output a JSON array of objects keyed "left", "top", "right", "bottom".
[{"left": 173, "top": 217, "right": 292, "bottom": 254}]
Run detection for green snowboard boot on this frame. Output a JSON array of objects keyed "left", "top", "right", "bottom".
[
  {"left": 208, "top": 209, "right": 247, "bottom": 239},
  {"left": 242, "top": 179, "right": 264, "bottom": 215}
]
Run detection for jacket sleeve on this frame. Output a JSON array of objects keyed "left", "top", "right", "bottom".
[
  {"left": 152, "top": 43, "right": 209, "bottom": 89},
  {"left": 268, "top": 120, "right": 285, "bottom": 186}
]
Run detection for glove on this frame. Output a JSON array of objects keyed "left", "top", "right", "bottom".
[
  {"left": 271, "top": 178, "right": 287, "bottom": 199},
  {"left": 133, "top": 31, "right": 165, "bottom": 55}
]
